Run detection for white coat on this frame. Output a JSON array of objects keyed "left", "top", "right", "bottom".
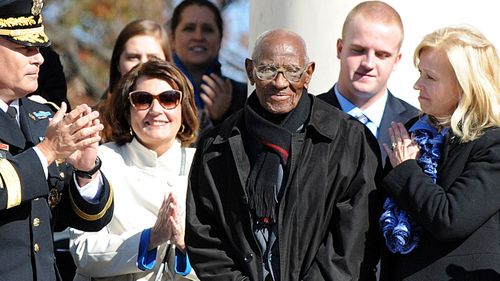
[{"left": 70, "top": 138, "right": 197, "bottom": 281}]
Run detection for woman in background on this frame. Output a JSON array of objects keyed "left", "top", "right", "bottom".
[
  {"left": 100, "top": 19, "right": 173, "bottom": 141},
  {"left": 70, "top": 59, "right": 199, "bottom": 281},
  {"left": 169, "top": 0, "right": 247, "bottom": 135},
  {"left": 379, "top": 25, "right": 500, "bottom": 280}
]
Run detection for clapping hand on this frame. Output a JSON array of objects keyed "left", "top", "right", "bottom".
[
  {"left": 200, "top": 73, "right": 233, "bottom": 123},
  {"left": 37, "top": 102, "right": 103, "bottom": 171}
]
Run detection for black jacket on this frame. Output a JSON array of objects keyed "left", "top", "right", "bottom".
[
  {"left": 186, "top": 94, "right": 381, "bottom": 281},
  {"left": 380, "top": 117, "right": 500, "bottom": 281},
  {"left": 0, "top": 98, "right": 114, "bottom": 281}
]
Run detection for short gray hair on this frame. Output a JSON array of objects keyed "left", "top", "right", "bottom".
[{"left": 251, "top": 29, "right": 309, "bottom": 64}]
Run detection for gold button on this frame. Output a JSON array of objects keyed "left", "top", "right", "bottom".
[
  {"left": 59, "top": 172, "right": 65, "bottom": 178},
  {"left": 34, "top": 243, "right": 40, "bottom": 252},
  {"left": 33, "top": 218, "right": 40, "bottom": 227}
]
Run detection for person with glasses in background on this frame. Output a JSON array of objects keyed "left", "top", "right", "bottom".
[
  {"left": 70, "top": 59, "right": 199, "bottom": 281},
  {"left": 185, "top": 29, "right": 380, "bottom": 281}
]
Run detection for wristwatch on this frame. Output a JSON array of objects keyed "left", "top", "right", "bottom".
[{"left": 74, "top": 157, "right": 102, "bottom": 179}]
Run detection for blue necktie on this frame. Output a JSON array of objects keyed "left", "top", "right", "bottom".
[{"left": 355, "top": 113, "right": 378, "bottom": 138}]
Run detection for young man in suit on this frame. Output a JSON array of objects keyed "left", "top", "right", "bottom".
[{"left": 318, "top": 1, "right": 418, "bottom": 164}]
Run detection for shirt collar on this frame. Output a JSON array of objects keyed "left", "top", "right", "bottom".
[
  {"left": 126, "top": 137, "right": 183, "bottom": 171},
  {"left": 0, "top": 99, "right": 19, "bottom": 114},
  {"left": 334, "top": 84, "right": 387, "bottom": 128}
]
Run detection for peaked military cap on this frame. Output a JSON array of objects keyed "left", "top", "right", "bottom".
[{"left": 0, "top": 0, "right": 50, "bottom": 47}]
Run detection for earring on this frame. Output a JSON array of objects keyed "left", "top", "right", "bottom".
[
  {"left": 179, "top": 124, "right": 185, "bottom": 134},
  {"left": 129, "top": 127, "right": 133, "bottom": 136}
]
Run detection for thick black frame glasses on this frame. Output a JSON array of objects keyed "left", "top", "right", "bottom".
[{"left": 128, "top": 90, "right": 182, "bottom": 110}]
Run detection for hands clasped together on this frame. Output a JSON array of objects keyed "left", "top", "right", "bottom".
[
  {"left": 383, "top": 122, "right": 420, "bottom": 167},
  {"left": 149, "top": 192, "right": 186, "bottom": 252},
  {"left": 36, "top": 102, "right": 103, "bottom": 182}
]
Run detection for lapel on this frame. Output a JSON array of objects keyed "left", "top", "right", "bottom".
[
  {"left": 318, "top": 86, "right": 342, "bottom": 109},
  {"left": 0, "top": 105, "right": 26, "bottom": 150},
  {"left": 19, "top": 97, "right": 51, "bottom": 146}
]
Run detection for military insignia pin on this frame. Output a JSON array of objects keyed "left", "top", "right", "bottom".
[{"left": 29, "top": 110, "right": 52, "bottom": 120}]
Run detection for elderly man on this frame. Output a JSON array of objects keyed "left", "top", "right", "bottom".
[
  {"left": 186, "top": 29, "right": 380, "bottom": 281},
  {"left": 318, "top": 1, "right": 418, "bottom": 164},
  {"left": 0, "top": 1, "right": 113, "bottom": 280}
]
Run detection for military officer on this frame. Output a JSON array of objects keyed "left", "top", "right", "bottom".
[{"left": 0, "top": 0, "right": 114, "bottom": 280}]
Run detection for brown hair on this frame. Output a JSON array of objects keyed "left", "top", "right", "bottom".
[
  {"left": 107, "top": 58, "right": 198, "bottom": 147},
  {"left": 109, "top": 19, "right": 173, "bottom": 94},
  {"left": 100, "top": 20, "right": 173, "bottom": 142}
]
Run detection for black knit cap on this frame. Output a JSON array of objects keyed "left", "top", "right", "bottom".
[{"left": 0, "top": 0, "right": 50, "bottom": 47}]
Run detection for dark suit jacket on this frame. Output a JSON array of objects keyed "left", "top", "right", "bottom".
[
  {"left": 0, "top": 98, "right": 114, "bottom": 281},
  {"left": 318, "top": 86, "right": 419, "bottom": 165},
  {"left": 380, "top": 117, "right": 500, "bottom": 280}
]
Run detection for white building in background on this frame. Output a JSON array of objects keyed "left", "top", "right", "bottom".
[{"left": 249, "top": 0, "right": 500, "bottom": 108}]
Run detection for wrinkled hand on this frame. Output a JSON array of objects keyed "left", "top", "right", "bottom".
[
  {"left": 37, "top": 102, "right": 103, "bottom": 168},
  {"left": 149, "top": 193, "right": 186, "bottom": 252},
  {"left": 383, "top": 122, "right": 420, "bottom": 167},
  {"left": 200, "top": 73, "right": 233, "bottom": 123}
]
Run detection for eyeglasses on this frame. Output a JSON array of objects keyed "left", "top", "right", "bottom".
[
  {"left": 254, "top": 64, "right": 308, "bottom": 83},
  {"left": 128, "top": 90, "right": 182, "bottom": 110}
]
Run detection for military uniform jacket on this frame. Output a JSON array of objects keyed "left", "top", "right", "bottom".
[
  {"left": 0, "top": 98, "right": 114, "bottom": 281},
  {"left": 186, "top": 95, "right": 381, "bottom": 281}
]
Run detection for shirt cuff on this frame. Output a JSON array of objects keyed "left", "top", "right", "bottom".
[
  {"left": 33, "top": 146, "right": 48, "bottom": 179},
  {"left": 73, "top": 173, "right": 103, "bottom": 203},
  {"left": 174, "top": 248, "right": 192, "bottom": 276},
  {"left": 138, "top": 228, "right": 157, "bottom": 271}
]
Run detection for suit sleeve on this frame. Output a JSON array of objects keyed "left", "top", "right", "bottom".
[
  {"left": 53, "top": 164, "right": 114, "bottom": 232},
  {"left": 185, "top": 138, "right": 250, "bottom": 281},
  {"left": 0, "top": 148, "right": 50, "bottom": 211}
]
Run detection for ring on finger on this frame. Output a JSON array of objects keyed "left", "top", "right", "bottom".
[{"left": 391, "top": 142, "right": 398, "bottom": 150}]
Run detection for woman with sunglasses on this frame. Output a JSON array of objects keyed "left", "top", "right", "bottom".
[
  {"left": 100, "top": 19, "right": 173, "bottom": 142},
  {"left": 69, "top": 59, "right": 199, "bottom": 281}
]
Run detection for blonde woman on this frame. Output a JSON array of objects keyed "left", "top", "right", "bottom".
[{"left": 379, "top": 25, "right": 500, "bottom": 280}]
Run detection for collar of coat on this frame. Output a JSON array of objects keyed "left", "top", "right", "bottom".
[{"left": 211, "top": 92, "right": 356, "bottom": 145}]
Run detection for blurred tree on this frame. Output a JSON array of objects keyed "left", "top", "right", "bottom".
[{"left": 43, "top": 0, "right": 173, "bottom": 108}]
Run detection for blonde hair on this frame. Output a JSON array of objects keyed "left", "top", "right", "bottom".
[
  {"left": 343, "top": 1, "right": 404, "bottom": 50},
  {"left": 414, "top": 25, "right": 500, "bottom": 142}
]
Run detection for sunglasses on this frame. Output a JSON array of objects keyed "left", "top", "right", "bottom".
[{"left": 128, "top": 90, "right": 182, "bottom": 110}]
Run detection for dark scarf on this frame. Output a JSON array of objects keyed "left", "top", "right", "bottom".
[{"left": 244, "top": 91, "right": 311, "bottom": 224}]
